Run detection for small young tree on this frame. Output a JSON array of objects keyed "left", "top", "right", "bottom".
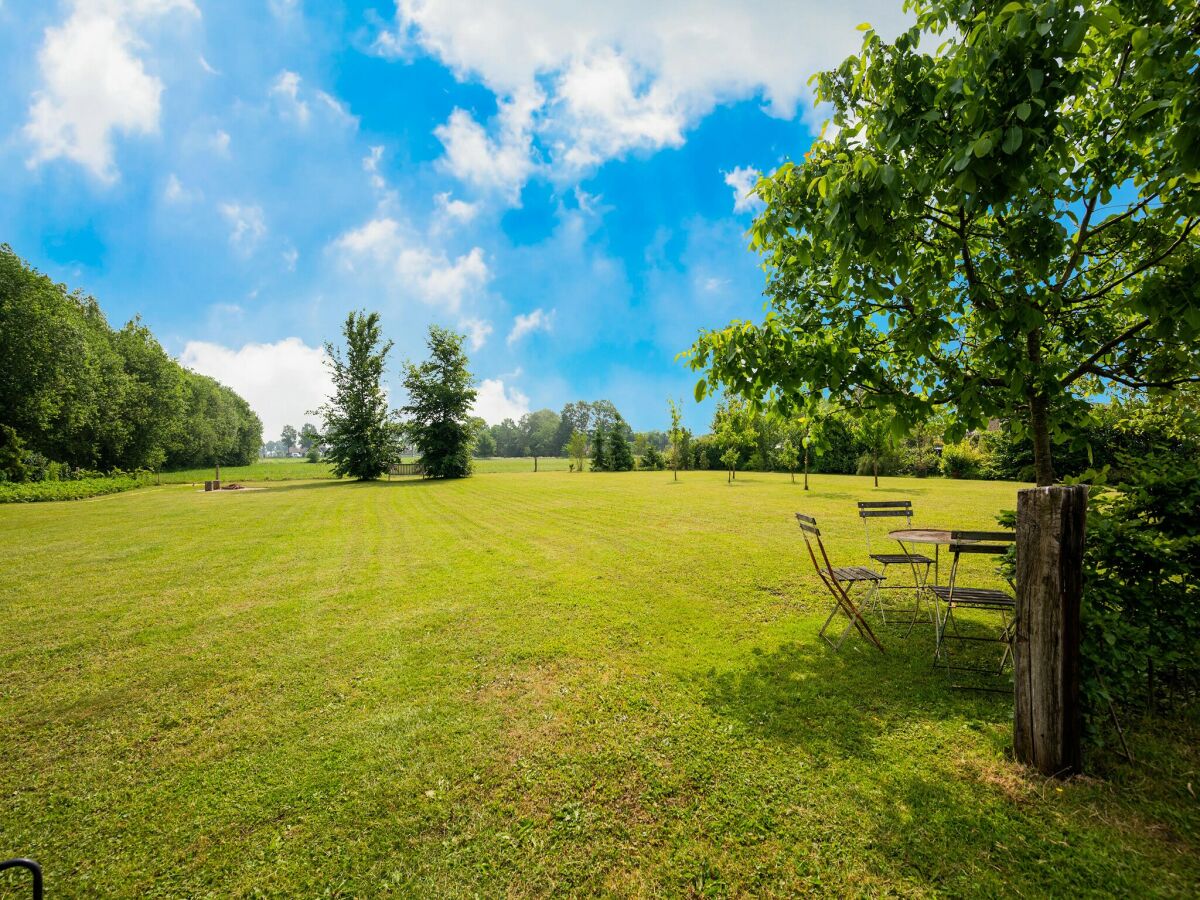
[
  {"left": 608, "top": 420, "right": 634, "bottom": 471},
  {"left": 667, "top": 397, "right": 684, "bottom": 481},
  {"left": 316, "top": 311, "right": 398, "bottom": 480},
  {"left": 713, "top": 399, "right": 755, "bottom": 483},
  {"left": 400, "top": 325, "right": 477, "bottom": 479},
  {"left": 853, "top": 407, "right": 894, "bottom": 489},
  {"left": 590, "top": 424, "right": 608, "bottom": 472},
  {"left": 774, "top": 437, "right": 800, "bottom": 484},
  {"left": 719, "top": 447, "right": 739, "bottom": 483},
  {"left": 564, "top": 430, "right": 587, "bottom": 472}
]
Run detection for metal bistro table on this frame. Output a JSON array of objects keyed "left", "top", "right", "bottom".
[{"left": 887, "top": 528, "right": 963, "bottom": 634}]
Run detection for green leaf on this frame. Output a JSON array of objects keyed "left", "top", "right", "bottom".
[
  {"left": 694, "top": 379, "right": 707, "bottom": 403},
  {"left": 1131, "top": 27, "right": 1148, "bottom": 52},
  {"left": 1002, "top": 126, "right": 1023, "bottom": 154},
  {"left": 1062, "top": 15, "right": 1090, "bottom": 55},
  {"left": 1016, "top": 101, "right": 1032, "bottom": 121},
  {"left": 856, "top": 22, "right": 872, "bottom": 31},
  {"left": 973, "top": 135, "right": 994, "bottom": 158},
  {"left": 1027, "top": 70, "right": 1044, "bottom": 92}
]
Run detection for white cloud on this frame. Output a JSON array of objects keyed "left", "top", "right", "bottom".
[
  {"left": 163, "top": 172, "right": 200, "bottom": 203},
  {"left": 210, "top": 129, "right": 231, "bottom": 155},
  {"left": 219, "top": 202, "right": 266, "bottom": 254},
  {"left": 507, "top": 307, "right": 554, "bottom": 346},
  {"left": 701, "top": 276, "right": 730, "bottom": 292},
  {"left": 269, "top": 0, "right": 300, "bottom": 20},
  {"left": 385, "top": 1, "right": 912, "bottom": 199},
  {"left": 364, "top": 145, "right": 386, "bottom": 190},
  {"left": 434, "top": 87, "right": 542, "bottom": 203},
  {"left": 471, "top": 378, "right": 530, "bottom": 425},
  {"left": 282, "top": 247, "right": 299, "bottom": 270},
  {"left": 435, "top": 192, "right": 478, "bottom": 225},
  {"left": 724, "top": 165, "right": 763, "bottom": 214},
  {"left": 270, "top": 70, "right": 355, "bottom": 128},
  {"left": 198, "top": 54, "right": 219, "bottom": 75},
  {"left": 458, "top": 316, "right": 493, "bottom": 351},
  {"left": 332, "top": 217, "right": 490, "bottom": 313},
  {"left": 180, "top": 337, "right": 332, "bottom": 441},
  {"left": 270, "top": 70, "right": 309, "bottom": 124},
  {"left": 23, "top": 0, "right": 199, "bottom": 182}
]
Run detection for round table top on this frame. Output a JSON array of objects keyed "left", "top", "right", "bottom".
[{"left": 889, "top": 528, "right": 955, "bottom": 544}]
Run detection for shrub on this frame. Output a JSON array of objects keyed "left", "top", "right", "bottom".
[
  {"left": 1077, "top": 456, "right": 1200, "bottom": 748},
  {"left": 939, "top": 440, "right": 987, "bottom": 479},
  {"left": 306, "top": 447, "right": 320, "bottom": 463},
  {"left": 0, "top": 474, "right": 144, "bottom": 503},
  {"left": 640, "top": 445, "right": 665, "bottom": 470}
]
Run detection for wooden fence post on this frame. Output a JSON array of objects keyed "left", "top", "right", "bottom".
[{"left": 1013, "top": 484, "right": 1087, "bottom": 776}]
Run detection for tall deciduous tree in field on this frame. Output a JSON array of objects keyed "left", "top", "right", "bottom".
[
  {"left": 667, "top": 398, "right": 684, "bottom": 481},
  {"left": 564, "top": 430, "right": 587, "bottom": 472},
  {"left": 281, "top": 424, "right": 298, "bottom": 452},
  {"left": 299, "top": 423, "right": 320, "bottom": 451},
  {"left": 689, "top": 0, "right": 1200, "bottom": 486},
  {"left": 520, "top": 408, "right": 561, "bottom": 471},
  {"left": 317, "top": 311, "right": 398, "bottom": 480},
  {"left": 401, "top": 325, "right": 477, "bottom": 479}
]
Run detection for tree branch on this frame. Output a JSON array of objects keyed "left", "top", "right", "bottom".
[
  {"left": 1072, "top": 218, "right": 1198, "bottom": 304},
  {"left": 1060, "top": 319, "right": 1154, "bottom": 388}
]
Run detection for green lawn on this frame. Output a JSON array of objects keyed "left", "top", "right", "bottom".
[
  {"left": 159, "top": 456, "right": 569, "bottom": 484},
  {"left": 1, "top": 471, "right": 1196, "bottom": 896}
]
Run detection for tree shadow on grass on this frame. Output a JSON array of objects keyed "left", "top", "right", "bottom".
[
  {"left": 258, "top": 477, "right": 440, "bottom": 494},
  {"left": 700, "top": 631, "right": 1010, "bottom": 763}
]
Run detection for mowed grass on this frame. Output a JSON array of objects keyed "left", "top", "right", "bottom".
[
  {"left": 159, "top": 456, "right": 569, "bottom": 484},
  {"left": 1, "top": 471, "right": 1196, "bottom": 897}
]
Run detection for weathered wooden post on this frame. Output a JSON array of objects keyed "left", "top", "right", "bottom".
[{"left": 1013, "top": 484, "right": 1087, "bottom": 776}]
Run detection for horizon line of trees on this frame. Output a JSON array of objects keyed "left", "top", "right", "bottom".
[{"left": 0, "top": 246, "right": 261, "bottom": 483}]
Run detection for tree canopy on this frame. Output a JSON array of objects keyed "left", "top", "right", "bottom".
[
  {"left": 0, "top": 245, "right": 260, "bottom": 476},
  {"left": 688, "top": 0, "right": 1200, "bottom": 485},
  {"left": 317, "top": 311, "right": 399, "bottom": 480},
  {"left": 401, "top": 325, "right": 477, "bottom": 479}
]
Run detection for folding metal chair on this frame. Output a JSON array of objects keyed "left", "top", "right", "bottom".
[
  {"left": 857, "top": 501, "right": 934, "bottom": 629},
  {"left": 795, "top": 513, "right": 885, "bottom": 653},
  {"left": 929, "top": 531, "right": 1016, "bottom": 683}
]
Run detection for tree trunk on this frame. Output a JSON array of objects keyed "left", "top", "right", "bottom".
[
  {"left": 534, "top": 456, "right": 538, "bottom": 472},
  {"left": 1026, "top": 330, "right": 1056, "bottom": 486},
  {"left": 790, "top": 470, "right": 795, "bottom": 484},
  {"left": 873, "top": 456, "right": 879, "bottom": 488},
  {"left": 1014, "top": 484, "right": 1086, "bottom": 777},
  {"left": 215, "top": 461, "right": 221, "bottom": 482},
  {"left": 804, "top": 449, "right": 809, "bottom": 491}
]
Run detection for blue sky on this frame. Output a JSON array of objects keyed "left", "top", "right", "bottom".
[{"left": 0, "top": 0, "right": 911, "bottom": 438}]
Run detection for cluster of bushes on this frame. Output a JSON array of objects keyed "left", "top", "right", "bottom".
[
  {"left": 0, "top": 470, "right": 151, "bottom": 503},
  {"left": 1, "top": 246, "right": 262, "bottom": 486}
]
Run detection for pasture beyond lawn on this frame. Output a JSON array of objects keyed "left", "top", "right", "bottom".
[{"left": 1, "top": 471, "right": 1196, "bottom": 896}]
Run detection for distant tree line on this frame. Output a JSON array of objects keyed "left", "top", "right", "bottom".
[{"left": 0, "top": 246, "right": 261, "bottom": 482}]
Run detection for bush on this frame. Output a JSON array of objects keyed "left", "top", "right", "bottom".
[
  {"left": 1077, "top": 455, "right": 1200, "bottom": 748},
  {"left": 640, "top": 445, "right": 665, "bottom": 470},
  {"left": 939, "top": 440, "right": 987, "bottom": 479},
  {"left": 0, "top": 474, "right": 144, "bottom": 503},
  {"left": 306, "top": 447, "right": 321, "bottom": 463}
]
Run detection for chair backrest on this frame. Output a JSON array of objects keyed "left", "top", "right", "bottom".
[
  {"left": 945, "top": 530, "right": 1016, "bottom": 596},
  {"left": 795, "top": 513, "right": 836, "bottom": 581},
  {"left": 857, "top": 500, "right": 913, "bottom": 554}
]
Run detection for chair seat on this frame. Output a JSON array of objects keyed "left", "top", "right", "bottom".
[
  {"left": 870, "top": 552, "right": 933, "bottom": 565},
  {"left": 929, "top": 585, "right": 1014, "bottom": 608},
  {"left": 832, "top": 565, "right": 885, "bottom": 583}
]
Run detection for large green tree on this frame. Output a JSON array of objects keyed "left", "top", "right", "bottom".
[
  {"left": 689, "top": 0, "right": 1200, "bottom": 485},
  {"left": 317, "top": 311, "right": 399, "bottom": 480},
  {"left": 519, "top": 408, "right": 561, "bottom": 471},
  {"left": 401, "top": 325, "right": 477, "bottom": 479}
]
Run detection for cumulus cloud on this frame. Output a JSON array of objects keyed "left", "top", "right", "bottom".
[
  {"left": 219, "top": 202, "right": 266, "bottom": 253},
  {"left": 332, "top": 217, "right": 490, "bottom": 313},
  {"left": 724, "top": 165, "right": 763, "bottom": 214},
  {"left": 471, "top": 378, "right": 530, "bottom": 425},
  {"left": 180, "top": 337, "right": 333, "bottom": 440},
  {"left": 507, "top": 307, "right": 554, "bottom": 346},
  {"left": 382, "top": 1, "right": 912, "bottom": 199},
  {"left": 210, "top": 129, "right": 231, "bottom": 155},
  {"left": 458, "top": 316, "right": 493, "bottom": 351},
  {"left": 435, "top": 192, "right": 478, "bottom": 226},
  {"left": 23, "top": 0, "right": 199, "bottom": 182},
  {"left": 434, "top": 88, "right": 542, "bottom": 203}
]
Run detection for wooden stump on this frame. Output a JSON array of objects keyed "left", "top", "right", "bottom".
[{"left": 1013, "top": 484, "right": 1087, "bottom": 776}]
